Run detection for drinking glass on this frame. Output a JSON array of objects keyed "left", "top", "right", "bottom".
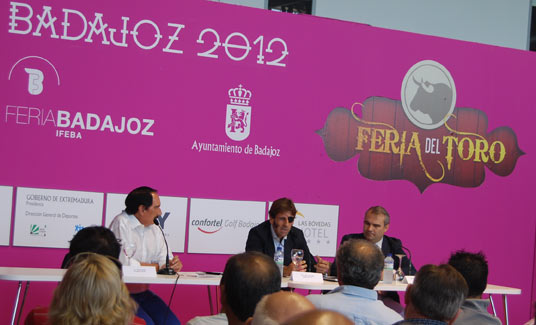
[
  {"left": 291, "top": 249, "right": 304, "bottom": 268},
  {"left": 123, "top": 243, "right": 137, "bottom": 265},
  {"left": 395, "top": 254, "right": 405, "bottom": 282}
]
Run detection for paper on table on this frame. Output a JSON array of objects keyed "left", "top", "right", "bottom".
[
  {"left": 122, "top": 265, "right": 157, "bottom": 277},
  {"left": 291, "top": 271, "right": 323, "bottom": 283}
]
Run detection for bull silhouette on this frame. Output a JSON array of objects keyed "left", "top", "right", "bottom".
[{"left": 410, "top": 77, "right": 453, "bottom": 124}]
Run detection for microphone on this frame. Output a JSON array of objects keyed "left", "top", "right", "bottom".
[
  {"left": 306, "top": 252, "right": 312, "bottom": 273},
  {"left": 401, "top": 245, "right": 414, "bottom": 275},
  {"left": 154, "top": 217, "right": 176, "bottom": 275}
]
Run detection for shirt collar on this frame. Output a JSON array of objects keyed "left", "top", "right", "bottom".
[
  {"left": 375, "top": 236, "right": 383, "bottom": 250},
  {"left": 462, "top": 298, "right": 490, "bottom": 312},
  {"left": 331, "top": 285, "right": 378, "bottom": 300},
  {"left": 125, "top": 211, "right": 144, "bottom": 230}
]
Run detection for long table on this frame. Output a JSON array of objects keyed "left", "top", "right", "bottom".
[{"left": 0, "top": 267, "right": 521, "bottom": 325}]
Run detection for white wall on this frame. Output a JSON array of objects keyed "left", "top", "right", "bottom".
[
  {"left": 212, "top": 0, "right": 266, "bottom": 9},
  {"left": 213, "top": 0, "right": 532, "bottom": 50},
  {"left": 314, "top": 0, "right": 532, "bottom": 50}
]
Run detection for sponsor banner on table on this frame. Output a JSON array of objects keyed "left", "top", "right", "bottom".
[
  {"left": 0, "top": 186, "right": 14, "bottom": 246},
  {"left": 13, "top": 187, "right": 103, "bottom": 248},
  {"left": 188, "top": 198, "right": 265, "bottom": 254},
  {"left": 105, "top": 193, "right": 187, "bottom": 253}
]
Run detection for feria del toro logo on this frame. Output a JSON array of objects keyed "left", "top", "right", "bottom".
[
  {"left": 317, "top": 60, "right": 524, "bottom": 192},
  {"left": 226, "top": 85, "right": 252, "bottom": 141}
]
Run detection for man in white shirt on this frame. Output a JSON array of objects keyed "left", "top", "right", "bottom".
[{"left": 109, "top": 186, "right": 182, "bottom": 325}]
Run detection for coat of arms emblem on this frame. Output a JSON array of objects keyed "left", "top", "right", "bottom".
[{"left": 226, "top": 85, "right": 252, "bottom": 141}]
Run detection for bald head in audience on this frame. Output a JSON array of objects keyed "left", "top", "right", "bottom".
[
  {"left": 284, "top": 310, "right": 352, "bottom": 325},
  {"left": 221, "top": 251, "right": 281, "bottom": 325},
  {"left": 249, "top": 291, "right": 315, "bottom": 325}
]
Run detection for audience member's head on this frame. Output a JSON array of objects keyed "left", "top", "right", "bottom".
[
  {"left": 221, "top": 251, "right": 282, "bottom": 325},
  {"left": 448, "top": 250, "right": 488, "bottom": 298},
  {"left": 283, "top": 310, "right": 352, "bottom": 325},
  {"left": 61, "top": 226, "right": 121, "bottom": 268},
  {"left": 124, "top": 186, "right": 158, "bottom": 215},
  {"left": 405, "top": 264, "right": 468, "bottom": 323},
  {"left": 336, "top": 239, "right": 384, "bottom": 289},
  {"left": 250, "top": 291, "right": 315, "bottom": 325},
  {"left": 50, "top": 253, "right": 137, "bottom": 325}
]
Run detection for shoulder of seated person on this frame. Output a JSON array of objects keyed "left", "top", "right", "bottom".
[{"left": 342, "top": 233, "right": 361, "bottom": 241}]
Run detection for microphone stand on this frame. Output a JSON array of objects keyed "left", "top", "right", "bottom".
[
  {"left": 154, "top": 218, "right": 176, "bottom": 275},
  {"left": 401, "top": 245, "right": 414, "bottom": 276}
]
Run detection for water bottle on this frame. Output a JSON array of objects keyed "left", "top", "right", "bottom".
[
  {"left": 383, "top": 254, "right": 394, "bottom": 284},
  {"left": 274, "top": 246, "right": 284, "bottom": 276}
]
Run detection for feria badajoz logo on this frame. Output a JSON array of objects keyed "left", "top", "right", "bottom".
[
  {"left": 317, "top": 60, "right": 524, "bottom": 192},
  {"left": 226, "top": 84, "right": 252, "bottom": 141},
  {"left": 6, "top": 56, "right": 155, "bottom": 139},
  {"left": 8, "top": 56, "right": 61, "bottom": 96}
]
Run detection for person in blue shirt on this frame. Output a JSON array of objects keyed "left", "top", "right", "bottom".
[{"left": 307, "top": 239, "right": 403, "bottom": 324}]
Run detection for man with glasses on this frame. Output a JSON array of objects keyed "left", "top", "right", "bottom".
[{"left": 245, "top": 197, "right": 330, "bottom": 276}]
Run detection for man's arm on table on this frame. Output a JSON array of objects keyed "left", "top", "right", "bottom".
[{"left": 291, "top": 228, "right": 331, "bottom": 274}]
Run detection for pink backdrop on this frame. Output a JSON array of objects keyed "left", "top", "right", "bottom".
[{"left": 1, "top": 0, "right": 536, "bottom": 323}]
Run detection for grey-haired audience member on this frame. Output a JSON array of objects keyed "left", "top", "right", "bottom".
[
  {"left": 449, "top": 250, "right": 502, "bottom": 325},
  {"left": 394, "top": 264, "right": 468, "bottom": 325},
  {"left": 307, "top": 239, "right": 402, "bottom": 324}
]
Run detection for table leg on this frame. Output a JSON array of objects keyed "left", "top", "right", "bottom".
[
  {"left": 16, "top": 281, "right": 30, "bottom": 325},
  {"left": 11, "top": 281, "right": 22, "bottom": 325},
  {"left": 207, "top": 285, "right": 214, "bottom": 315},
  {"left": 503, "top": 294, "right": 509, "bottom": 325},
  {"left": 488, "top": 295, "right": 497, "bottom": 316},
  {"left": 215, "top": 286, "right": 219, "bottom": 314}
]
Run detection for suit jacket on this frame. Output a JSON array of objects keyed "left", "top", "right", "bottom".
[
  {"left": 245, "top": 220, "right": 316, "bottom": 271},
  {"left": 330, "top": 233, "right": 416, "bottom": 276}
]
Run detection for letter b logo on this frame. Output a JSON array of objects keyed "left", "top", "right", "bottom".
[{"left": 24, "top": 68, "right": 44, "bottom": 95}]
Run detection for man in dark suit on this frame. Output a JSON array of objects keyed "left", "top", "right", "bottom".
[
  {"left": 330, "top": 206, "right": 416, "bottom": 308},
  {"left": 246, "top": 197, "right": 330, "bottom": 276},
  {"left": 330, "top": 206, "right": 416, "bottom": 276}
]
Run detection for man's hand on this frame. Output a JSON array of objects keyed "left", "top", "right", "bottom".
[
  {"left": 283, "top": 261, "right": 307, "bottom": 276},
  {"left": 314, "top": 256, "right": 331, "bottom": 275},
  {"left": 169, "top": 255, "right": 183, "bottom": 272}
]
